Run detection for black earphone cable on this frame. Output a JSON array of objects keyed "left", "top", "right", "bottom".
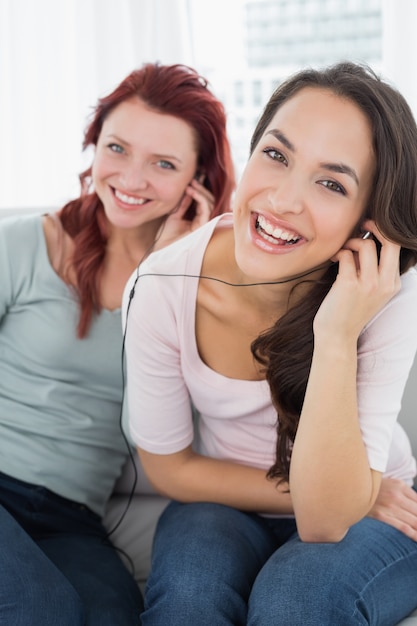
[
  {"left": 101, "top": 215, "right": 173, "bottom": 574},
  {"left": 128, "top": 261, "right": 332, "bottom": 302}
]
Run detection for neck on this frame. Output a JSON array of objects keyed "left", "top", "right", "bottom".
[
  {"left": 205, "top": 228, "right": 331, "bottom": 314},
  {"left": 105, "top": 216, "right": 166, "bottom": 266}
]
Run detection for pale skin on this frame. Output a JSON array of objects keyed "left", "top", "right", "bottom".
[
  {"left": 139, "top": 86, "right": 417, "bottom": 542},
  {"left": 43, "top": 97, "right": 215, "bottom": 309}
]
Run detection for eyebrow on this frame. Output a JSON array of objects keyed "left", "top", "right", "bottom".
[
  {"left": 265, "top": 128, "right": 359, "bottom": 186},
  {"left": 266, "top": 129, "right": 295, "bottom": 151},
  {"left": 318, "top": 162, "right": 359, "bottom": 186},
  {"left": 154, "top": 153, "right": 183, "bottom": 164},
  {"left": 104, "top": 134, "right": 183, "bottom": 163}
]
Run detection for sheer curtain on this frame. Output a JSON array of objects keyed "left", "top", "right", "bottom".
[
  {"left": 382, "top": 0, "right": 417, "bottom": 117},
  {"left": 0, "top": 0, "right": 193, "bottom": 211}
]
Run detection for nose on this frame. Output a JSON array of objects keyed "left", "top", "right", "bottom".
[
  {"left": 267, "top": 172, "right": 304, "bottom": 215},
  {"left": 119, "top": 161, "right": 149, "bottom": 191}
]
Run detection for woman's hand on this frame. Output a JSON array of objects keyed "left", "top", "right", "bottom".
[
  {"left": 368, "top": 477, "right": 417, "bottom": 541},
  {"left": 156, "top": 177, "right": 215, "bottom": 249},
  {"left": 314, "top": 220, "right": 401, "bottom": 343}
]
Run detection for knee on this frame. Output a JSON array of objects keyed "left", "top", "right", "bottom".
[
  {"left": 146, "top": 503, "right": 266, "bottom": 624},
  {"left": 145, "top": 568, "right": 246, "bottom": 626},
  {"left": 148, "top": 550, "right": 217, "bottom": 605},
  {"left": 248, "top": 541, "right": 358, "bottom": 626}
]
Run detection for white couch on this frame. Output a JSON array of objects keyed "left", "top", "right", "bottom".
[{"left": 105, "top": 353, "right": 417, "bottom": 625}]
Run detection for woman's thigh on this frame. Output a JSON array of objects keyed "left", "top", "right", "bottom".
[
  {"left": 143, "top": 501, "right": 296, "bottom": 626},
  {"left": 0, "top": 504, "right": 84, "bottom": 625},
  {"left": 0, "top": 473, "right": 143, "bottom": 626},
  {"left": 248, "top": 516, "right": 417, "bottom": 626},
  {"left": 38, "top": 532, "right": 143, "bottom": 626},
  {"left": 30, "top": 489, "right": 143, "bottom": 626}
]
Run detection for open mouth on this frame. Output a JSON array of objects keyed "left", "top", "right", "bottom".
[
  {"left": 255, "top": 214, "right": 301, "bottom": 245},
  {"left": 113, "top": 188, "right": 149, "bottom": 206}
]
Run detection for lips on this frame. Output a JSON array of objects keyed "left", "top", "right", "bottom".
[{"left": 255, "top": 214, "right": 301, "bottom": 245}]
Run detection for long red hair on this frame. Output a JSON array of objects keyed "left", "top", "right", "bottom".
[{"left": 59, "top": 63, "right": 235, "bottom": 337}]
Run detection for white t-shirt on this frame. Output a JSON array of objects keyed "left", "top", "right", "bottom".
[{"left": 124, "top": 213, "right": 417, "bottom": 491}]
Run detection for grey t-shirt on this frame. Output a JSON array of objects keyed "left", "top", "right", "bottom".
[{"left": 0, "top": 214, "right": 129, "bottom": 516}]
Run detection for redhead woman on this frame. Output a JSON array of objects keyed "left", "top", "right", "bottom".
[
  {"left": 0, "top": 63, "right": 234, "bottom": 625},
  {"left": 124, "top": 62, "right": 417, "bottom": 625}
]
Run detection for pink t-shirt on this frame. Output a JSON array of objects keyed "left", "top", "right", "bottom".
[{"left": 124, "top": 213, "right": 417, "bottom": 489}]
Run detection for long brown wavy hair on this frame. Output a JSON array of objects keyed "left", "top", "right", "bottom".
[
  {"left": 59, "top": 63, "right": 235, "bottom": 338},
  {"left": 250, "top": 62, "right": 417, "bottom": 484}
]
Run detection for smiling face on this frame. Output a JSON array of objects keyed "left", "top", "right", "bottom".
[
  {"left": 92, "top": 97, "right": 199, "bottom": 230},
  {"left": 232, "top": 87, "right": 375, "bottom": 282}
]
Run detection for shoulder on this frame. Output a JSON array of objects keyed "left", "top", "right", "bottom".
[
  {"left": 0, "top": 213, "right": 45, "bottom": 306},
  {"left": 42, "top": 213, "right": 74, "bottom": 277},
  {"left": 0, "top": 212, "right": 44, "bottom": 253},
  {"left": 122, "top": 214, "right": 233, "bottom": 328},
  {"left": 136, "top": 213, "right": 233, "bottom": 279},
  {"left": 362, "top": 265, "right": 417, "bottom": 347},
  {"left": 387, "top": 266, "right": 417, "bottom": 316},
  {"left": 400, "top": 265, "right": 417, "bottom": 294},
  {"left": 0, "top": 211, "right": 42, "bottom": 233}
]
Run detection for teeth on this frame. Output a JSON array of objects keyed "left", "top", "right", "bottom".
[
  {"left": 257, "top": 215, "right": 299, "bottom": 243},
  {"left": 115, "top": 190, "right": 147, "bottom": 205}
]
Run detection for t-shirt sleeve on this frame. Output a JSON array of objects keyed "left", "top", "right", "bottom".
[
  {"left": 123, "top": 266, "right": 194, "bottom": 454},
  {"left": 357, "top": 268, "right": 417, "bottom": 473}
]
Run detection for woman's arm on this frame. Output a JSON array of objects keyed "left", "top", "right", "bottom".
[
  {"left": 124, "top": 233, "right": 291, "bottom": 515},
  {"left": 138, "top": 445, "right": 293, "bottom": 515},
  {"left": 290, "top": 224, "right": 403, "bottom": 542}
]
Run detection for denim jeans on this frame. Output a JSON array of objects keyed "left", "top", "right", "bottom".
[
  {"left": 143, "top": 500, "right": 417, "bottom": 625},
  {"left": 0, "top": 471, "right": 143, "bottom": 625}
]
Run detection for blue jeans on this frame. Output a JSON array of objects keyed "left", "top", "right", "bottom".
[
  {"left": 0, "top": 471, "right": 143, "bottom": 625},
  {"left": 143, "top": 501, "right": 417, "bottom": 625}
]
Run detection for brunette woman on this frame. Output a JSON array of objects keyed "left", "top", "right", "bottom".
[{"left": 125, "top": 62, "right": 417, "bottom": 625}]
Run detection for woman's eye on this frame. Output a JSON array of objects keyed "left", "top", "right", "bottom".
[
  {"left": 157, "top": 160, "right": 176, "bottom": 170},
  {"left": 108, "top": 143, "right": 124, "bottom": 154},
  {"left": 320, "top": 180, "right": 346, "bottom": 195},
  {"left": 262, "top": 148, "right": 287, "bottom": 165}
]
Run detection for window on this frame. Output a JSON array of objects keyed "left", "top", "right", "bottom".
[{"left": 2, "top": 0, "right": 416, "bottom": 209}]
